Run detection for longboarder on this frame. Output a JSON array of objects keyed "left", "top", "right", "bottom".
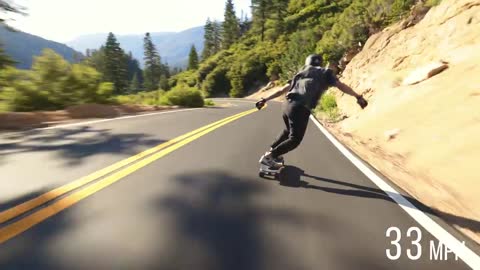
[{"left": 256, "top": 54, "right": 368, "bottom": 170}]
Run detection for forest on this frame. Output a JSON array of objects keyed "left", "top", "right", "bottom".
[{"left": 174, "top": 0, "right": 441, "bottom": 98}]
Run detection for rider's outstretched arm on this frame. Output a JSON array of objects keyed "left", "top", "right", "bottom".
[
  {"left": 335, "top": 80, "right": 361, "bottom": 98},
  {"left": 264, "top": 82, "right": 291, "bottom": 101},
  {"left": 334, "top": 79, "right": 368, "bottom": 109}
]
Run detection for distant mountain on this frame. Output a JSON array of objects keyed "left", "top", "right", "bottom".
[
  {"left": 67, "top": 26, "right": 205, "bottom": 68},
  {"left": 0, "top": 25, "right": 82, "bottom": 69}
]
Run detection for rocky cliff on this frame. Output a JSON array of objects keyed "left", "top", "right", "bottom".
[{"left": 331, "top": 0, "right": 480, "bottom": 243}]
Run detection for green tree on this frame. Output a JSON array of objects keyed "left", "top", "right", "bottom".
[
  {"left": 280, "top": 30, "right": 317, "bottom": 79},
  {"left": 188, "top": 45, "right": 199, "bottom": 70},
  {"left": 158, "top": 74, "right": 169, "bottom": 90},
  {"left": 143, "top": 32, "right": 162, "bottom": 90},
  {"left": 104, "top": 32, "right": 128, "bottom": 94},
  {"left": 251, "top": 0, "right": 270, "bottom": 41},
  {"left": 202, "top": 18, "right": 215, "bottom": 60},
  {"left": 129, "top": 72, "right": 140, "bottom": 93},
  {"left": 125, "top": 51, "right": 143, "bottom": 87},
  {"left": 265, "top": 0, "right": 289, "bottom": 40},
  {"left": 84, "top": 47, "right": 106, "bottom": 73},
  {"left": 0, "top": 43, "right": 15, "bottom": 69},
  {"left": 222, "top": 0, "right": 240, "bottom": 49},
  {"left": 239, "top": 12, "right": 251, "bottom": 36},
  {"left": 213, "top": 21, "right": 222, "bottom": 54}
]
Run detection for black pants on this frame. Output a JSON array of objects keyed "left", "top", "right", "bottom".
[{"left": 270, "top": 101, "right": 311, "bottom": 158}]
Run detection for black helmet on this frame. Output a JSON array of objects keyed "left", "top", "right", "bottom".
[{"left": 305, "top": 54, "right": 323, "bottom": 67}]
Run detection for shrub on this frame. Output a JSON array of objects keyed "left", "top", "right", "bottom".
[
  {"left": 202, "top": 67, "right": 231, "bottom": 97},
  {"left": 115, "top": 90, "right": 165, "bottom": 105},
  {"left": 162, "top": 86, "right": 204, "bottom": 107},
  {"left": 0, "top": 67, "right": 51, "bottom": 111},
  {"left": 0, "top": 50, "right": 114, "bottom": 111},
  {"left": 204, "top": 99, "right": 215, "bottom": 106},
  {"left": 314, "top": 92, "right": 341, "bottom": 121},
  {"left": 319, "top": 92, "right": 337, "bottom": 111}
]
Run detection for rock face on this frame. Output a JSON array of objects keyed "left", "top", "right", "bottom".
[
  {"left": 330, "top": 0, "right": 480, "bottom": 243},
  {"left": 401, "top": 61, "right": 449, "bottom": 85}
]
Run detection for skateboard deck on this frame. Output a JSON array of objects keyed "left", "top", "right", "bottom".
[{"left": 259, "top": 164, "right": 285, "bottom": 179}]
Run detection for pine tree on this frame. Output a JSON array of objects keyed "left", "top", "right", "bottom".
[
  {"left": 125, "top": 51, "right": 143, "bottom": 86},
  {"left": 239, "top": 12, "right": 251, "bottom": 36},
  {"left": 212, "top": 21, "right": 222, "bottom": 54},
  {"left": 158, "top": 74, "right": 169, "bottom": 90},
  {"left": 222, "top": 0, "right": 240, "bottom": 49},
  {"left": 251, "top": 0, "right": 270, "bottom": 41},
  {"left": 143, "top": 32, "right": 162, "bottom": 91},
  {"left": 104, "top": 32, "right": 128, "bottom": 94},
  {"left": 202, "top": 18, "right": 215, "bottom": 60},
  {"left": 268, "top": 0, "right": 289, "bottom": 40},
  {"left": 188, "top": 45, "right": 199, "bottom": 70}
]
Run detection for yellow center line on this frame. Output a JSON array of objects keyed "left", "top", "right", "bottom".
[
  {"left": 0, "top": 107, "right": 260, "bottom": 244},
  {"left": 0, "top": 108, "right": 257, "bottom": 225}
]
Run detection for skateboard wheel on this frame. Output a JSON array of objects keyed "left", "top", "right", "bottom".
[{"left": 259, "top": 172, "right": 265, "bottom": 177}]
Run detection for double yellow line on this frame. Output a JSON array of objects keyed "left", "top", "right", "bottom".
[{"left": 0, "top": 107, "right": 261, "bottom": 244}]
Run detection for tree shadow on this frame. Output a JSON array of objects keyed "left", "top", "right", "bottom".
[
  {"left": 277, "top": 166, "right": 480, "bottom": 238},
  {"left": 0, "top": 126, "right": 165, "bottom": 166},
  {"left": 154, "top": 171, "right": 315, "bottom": 270},
  {"left": 0, "top": 190, "right": 73, "bottom": 270},
  {"left": 0, "top": 189, "right": 51, "bottom": 213}
]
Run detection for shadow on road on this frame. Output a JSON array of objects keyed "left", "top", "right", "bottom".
[
  {"left": 0, "top": 189, "right": 52, "bottom": 212},
  {"left": 276, "top": 165, "right": 480, "bottom": 238},
  {"left": 0, "top": 126, "right": 165, "bottom": 166},
  {"left": 0, "top": 191, "right": 72, "bottom": 270},
  {"left": 153, "top": 170, "right": 331, "bottom": 270}
]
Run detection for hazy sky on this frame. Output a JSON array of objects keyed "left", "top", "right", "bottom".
[{"left": 8, "top": 0, "right": 252, "bottom": 43}]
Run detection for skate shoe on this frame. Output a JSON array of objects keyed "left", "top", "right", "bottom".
[
  {"left": 269, "top": 148, "right": 284, "bottom": 164},
  {"left": 259, "top": 153, "right": 282, "bottom": 169},
  {"left": 273, "top": 156, "right": 284, "bottom": 164}
]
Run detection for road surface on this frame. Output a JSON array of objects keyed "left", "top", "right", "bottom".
[{"left": 0, "top": 99, "right": 479, "bottom": 270}]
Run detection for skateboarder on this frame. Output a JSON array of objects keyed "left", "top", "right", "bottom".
[{"left": 256, "top": 54, "right": 368, "bottom": 168}]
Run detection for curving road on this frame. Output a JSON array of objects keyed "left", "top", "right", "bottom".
[{"left": 0, "top": 99, "right": 479, "bottom": 270}]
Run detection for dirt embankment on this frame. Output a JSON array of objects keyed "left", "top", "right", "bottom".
[
  {"left": 329, "top": 0, "right": 480, "bottom": 243},
  {"left": 0, "top": 104, "right": 178, "bottom": 130}
]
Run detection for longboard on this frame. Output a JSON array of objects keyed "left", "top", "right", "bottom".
[{"left": 259, "top": 164, "right": 285, "bottom": 180}]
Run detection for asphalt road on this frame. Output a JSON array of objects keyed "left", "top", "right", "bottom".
[{"left": 0, "top": 99, "right": 479, "bottom": 270}]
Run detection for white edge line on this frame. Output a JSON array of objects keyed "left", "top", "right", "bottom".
[
  {"left": 35, "top": 108, "right": 203, "bottom": 131},
  {"left": 310, "top": 115, "right": 480, "bottom": 269}
]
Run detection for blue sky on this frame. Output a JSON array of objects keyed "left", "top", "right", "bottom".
[{"left": 9, "top": 0, "right": 252, "bottom": 42}]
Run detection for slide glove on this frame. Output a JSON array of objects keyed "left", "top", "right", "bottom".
[
  {"left": 356, "top": 95, "right": 368, "bottom": 109},
  {"left": 255, "top": 98, "right": 266, "bottom": 110}
]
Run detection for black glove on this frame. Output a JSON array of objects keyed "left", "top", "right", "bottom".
[
  {"left": 255, "top": 98, "right": 266, "bottom": 110},
  {"left": 356, "top": 95, "right": 368, "bottom": 109}
]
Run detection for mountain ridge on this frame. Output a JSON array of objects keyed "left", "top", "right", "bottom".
[
  {"left": 0, "top": 25, "right": 81, "bottom": 69},
  {"left": 67, "top": 26, "right": 205, "bottom": 68}
]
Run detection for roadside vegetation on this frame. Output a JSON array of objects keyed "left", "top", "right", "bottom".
[
  {"left": 0, "top": 0, "right": 442, "bottom": 113},
  {"left": 314, "top": 92, "right": 343, "bottom": 122},
  {"left": 173, "top": 0, "right": 442, "bottom": 111},
  {"left": 0, "top": 1, "right": 206, "bottom": 112}
]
